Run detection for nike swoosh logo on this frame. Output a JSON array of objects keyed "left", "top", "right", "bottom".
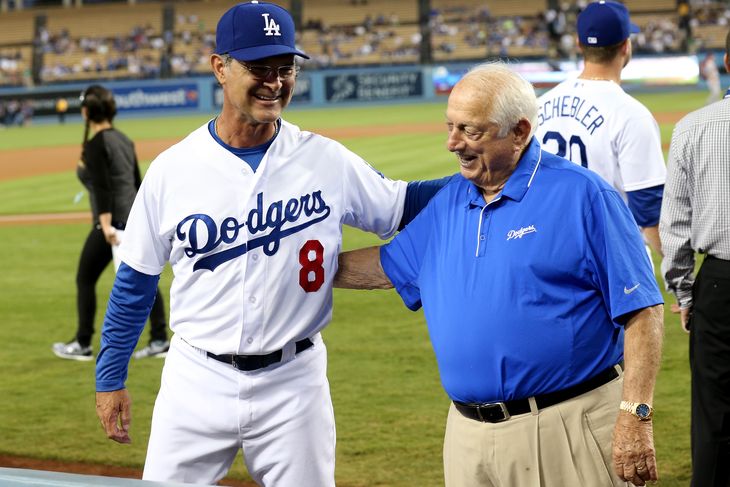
[{"left": 624, "top": 283, "right": 640, "bottom": 294}]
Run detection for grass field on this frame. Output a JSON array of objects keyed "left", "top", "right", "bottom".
[{"left": 0, "top": 91, "right": 706, "bottom": 486}]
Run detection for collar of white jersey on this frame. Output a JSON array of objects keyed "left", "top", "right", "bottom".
[{"left": 196, "top": 118, "right": 305, "bottom": 159}]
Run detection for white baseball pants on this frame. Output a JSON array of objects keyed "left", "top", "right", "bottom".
[{"left": 143, "top": 333, "right": 336, "bottom": 486}]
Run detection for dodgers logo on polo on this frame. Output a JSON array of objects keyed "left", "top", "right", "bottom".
[
  {"left": 176, "top": 190, "right": 331, "bottom": 272},
  {"left": 507, "top": 225, "right": 537, "bottom": 240},
  {"left": 262, "top": 13, "right": 281, "bottom": 36}
]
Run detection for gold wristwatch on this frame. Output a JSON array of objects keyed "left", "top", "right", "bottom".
[{"left": 620, "top": 401, "right": 653, "bottom": 421}]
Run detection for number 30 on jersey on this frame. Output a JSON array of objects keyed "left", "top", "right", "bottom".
[{"left": 542, "top": 131, "right": 589, "bottom": 168}]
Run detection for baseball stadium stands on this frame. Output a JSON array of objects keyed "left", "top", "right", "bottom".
[
  {"left": 0, "top": 0, "right": 722, "bottom": 86},
  {"left": 0, "top": 9, "right": 33, "bottom": 85}
]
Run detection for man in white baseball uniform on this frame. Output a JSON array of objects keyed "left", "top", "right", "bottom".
[
  {"left": 94, "top": 2, "right": 447, "bottom": 485},
  {"left": 536, "top": 1, "right": 666, "bottom": 257}
]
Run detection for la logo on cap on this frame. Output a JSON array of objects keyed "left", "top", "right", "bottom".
[
  {"left": 262, "top": 13, "right": 281, "bottom": 36},
  {"left": 214, "top": 0, "right": 309, "bottom": 61}
]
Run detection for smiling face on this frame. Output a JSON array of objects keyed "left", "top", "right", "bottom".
[
  {"left": 213, "top": 53, "right": 296, "bottom": 126},
  {"left": 445, "top": 78, "right": 527, "bottom": 191}
]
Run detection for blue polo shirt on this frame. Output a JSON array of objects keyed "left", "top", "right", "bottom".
[{"left": 380, "top": 138, "right": 663, "bottom": 404}]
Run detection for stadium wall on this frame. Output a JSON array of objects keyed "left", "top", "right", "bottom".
[
  {"left": 0, "top": 64, "right": 436, "bottom": 119},
  {"left": 0, "top": 55, "right": 713, "bottom": 120}
]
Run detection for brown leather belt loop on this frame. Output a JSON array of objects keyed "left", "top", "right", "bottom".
[
  {"left": 454, "top": 362, "right": 624, "bottom": 423},
  {"left": 207, "top": 338, "right": 314, "bottom": 371}
]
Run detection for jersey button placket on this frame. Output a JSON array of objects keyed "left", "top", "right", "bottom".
[{"left": 477, "top": 209, "right": 490, "bottom": 258}]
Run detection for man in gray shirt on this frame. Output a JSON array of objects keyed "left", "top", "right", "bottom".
[{"left": 659, "top": 29, "right": 730, "bottom": 487}]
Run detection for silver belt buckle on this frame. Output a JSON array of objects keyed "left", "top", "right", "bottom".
[{"left": 476, "top": 402, "right": 511, "bottom": 423}]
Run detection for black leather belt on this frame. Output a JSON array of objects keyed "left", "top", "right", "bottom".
[
  {"left": 454, "top": 362, "right": 623, "bottom": 423},
  {"left": 207, "top": 338, "right": 313, "bottom": 371}
]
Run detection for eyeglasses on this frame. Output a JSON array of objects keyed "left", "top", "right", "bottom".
[{"left": 237, "top": 61, "right": 300, "bottom": 81}]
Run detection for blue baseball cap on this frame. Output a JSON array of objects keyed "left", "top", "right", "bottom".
[
  {"left": 215, "top": 1, "right": 309, "bottom": 61},
  {"left": 577, "top": 1, "right": 640, "bottom": 47}
]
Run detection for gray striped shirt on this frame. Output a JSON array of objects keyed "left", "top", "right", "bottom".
[{"left": 660, "top": 97, "right": 730, "bottom": 307}]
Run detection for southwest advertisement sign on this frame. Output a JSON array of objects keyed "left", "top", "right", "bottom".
[
  {"left": 113, "top": 84, "right": 199, "bottom": 111},
  {"left": 325, "top": 71, "right": 422, "bottom": 103}
]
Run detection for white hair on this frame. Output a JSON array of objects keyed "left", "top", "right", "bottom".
[{"left": 460, "top": 61, "right": 539, "bottom": 139}]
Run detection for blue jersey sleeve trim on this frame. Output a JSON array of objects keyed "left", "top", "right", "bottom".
[
  {"left": 399, "top": 174, "right": 455, "bottom": 230},
  {"left": 626, "top": 185, "right": 663, "bottom": 227},
  {"left": 95, "top": 262, "right": 160, "bottom": 392}
]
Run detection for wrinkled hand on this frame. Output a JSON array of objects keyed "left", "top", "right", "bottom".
[
  {"left": 613, "top": 412, "right": 658, "bottom": 486},
  {"left": 96, "top": 389, "right": 132, "bottom": 444}
]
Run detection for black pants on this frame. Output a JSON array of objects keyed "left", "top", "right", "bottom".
[
  {"left": 691, "top": 256, "right": 730, "bottom": 487},
  {"left": 75, "top": 226, "right": 167, "bottom": 348}
]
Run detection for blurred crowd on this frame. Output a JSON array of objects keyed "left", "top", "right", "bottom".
[
  {"left": 429, "top": 5, "right": 549, "bottom": 59},
  {"left": 0, "top": 98, "right": 33, "bottom": 127},
  {"left": 692, "top": 2, "right": 730, "bottom": 26},
  {"left": 0, "top": 1, "right": 727, "bottom": 85},
  {"left": 542, "top": 1, "right": 686, "bottom": 59},
  {"left": 36, "top": 24, "right": 164, "bottom": 80},
  {"left": 0, "top": 50, "right": 31, "bottom": 86}
]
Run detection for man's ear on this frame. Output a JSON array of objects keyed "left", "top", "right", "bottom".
[
  {"left": 211, "top": 54, "right": 227, "bottom": 85},
  {"left": 724, "top": 52, "right": 730, "bottom": 74},
  {"left": 512, "top": 119, "right": 532, "bottom": 147},
  {"left": 621, "top": 38, "right": 631, "bottom": 56}
]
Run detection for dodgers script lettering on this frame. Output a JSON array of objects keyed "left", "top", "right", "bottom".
[
  {"left": 506, "top": 225, "right": 537, "bottom": 240},
  {"left": 176, "top": 190, "right": 331, "bottom": 272}
]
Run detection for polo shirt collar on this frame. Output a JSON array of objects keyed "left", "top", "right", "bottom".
[{"left": 465, "top": 136, "right": 542, "bottom": 207}]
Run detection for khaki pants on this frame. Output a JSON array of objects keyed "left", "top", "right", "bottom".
[{"left": 444, "top": 375, "right": 629, "bottom": 487}]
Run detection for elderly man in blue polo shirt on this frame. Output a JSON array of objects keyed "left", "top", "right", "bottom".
[{"left": 335, "top": 62, "right": 664, "bottom": 487}]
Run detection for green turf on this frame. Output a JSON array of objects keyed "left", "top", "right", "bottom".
[
  {"left": 0, "top": 222, "right": 691, "bottom": 486},
  {"left": 634, "top": 90, "right": 708, "bottom": 114},
  {"left": 0, "top": 103, "right": 447, "bottom": 151},
  {"left": 0, "top": 92, "right": 708, "bottom": 485},
  {"left": 0, "top": 92, "right": 706, "bottom": 216}
]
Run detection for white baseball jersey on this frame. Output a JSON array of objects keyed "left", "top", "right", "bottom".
[
  {"left": 535, "top": 78, "right": 666, "bottom": 199},
  {"left": 119, "top": 119, "right": 406, "bottom": 355}
]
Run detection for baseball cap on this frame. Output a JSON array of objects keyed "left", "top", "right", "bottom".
[
  {"left": 577, "top": 1, "right": 640, "bottom": 47},
  {"left": 215, "top": 1, "right": 309, "bottom": 61}
]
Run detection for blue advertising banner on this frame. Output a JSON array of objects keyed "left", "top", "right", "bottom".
[
  {"left": 113, "top": 84, "right": 199, "bottom": 111},
  {"left": 325, "top": 71, "right": 422, "bottom": 103},
  {"left": 212, "top": 74, "right": 312, "bottom": 108}
]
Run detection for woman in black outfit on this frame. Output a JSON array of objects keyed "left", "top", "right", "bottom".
[{"left": 52, "top": 85, "right": 169, "bottom": 361}]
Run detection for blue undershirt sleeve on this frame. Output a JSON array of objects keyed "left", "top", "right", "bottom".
[
  {"left": 399, "top": 174, "right": 455, "bottom": 230},
  {"left": 625, "top": 185, "right": 664, "bottom": 227},
  {"left": 95, "top": 262, "right": 160, "bottom": 392}
]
